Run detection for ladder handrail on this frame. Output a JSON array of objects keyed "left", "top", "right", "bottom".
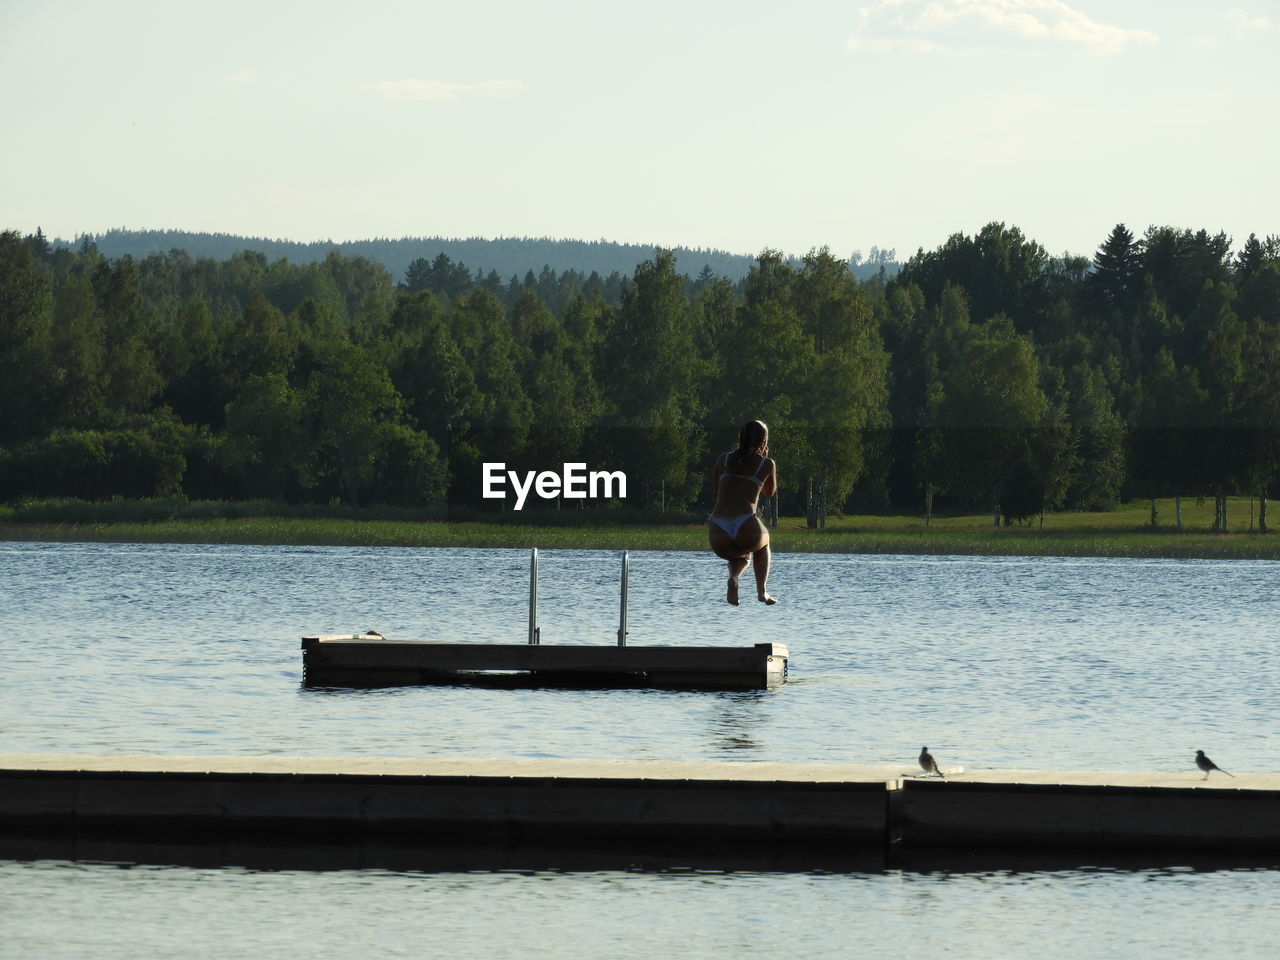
[
  {"left": 617, "top": 550, "right": 629, "bottom": 647},
  {"left": 528, "top": 548, "right": 539, "bottom": 645},
  {"left": 528, "top": 547, "right": 629, "bottom": 646}
]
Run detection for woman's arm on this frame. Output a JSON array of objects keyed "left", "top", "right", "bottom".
[{"left": 761, "top": 459, "right": 778, "bottom": 499}]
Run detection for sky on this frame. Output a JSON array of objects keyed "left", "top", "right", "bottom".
[{"left": 2, "top": 0, "right": 1277, "bottom": 262}]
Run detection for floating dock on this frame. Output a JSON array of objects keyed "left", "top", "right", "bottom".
[
  {"left": 301, "top": 549, "right": 788, "bottom": 690},
  {"left": 302, "top": 636, "right": 788, "bottom": 689},
  {"left": 4, "top": 754, "right": 1279, "bottom": 854}
]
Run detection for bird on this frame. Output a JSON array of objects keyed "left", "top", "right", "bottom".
[
  {"left": 919, "top": 746, "right": 944, "bottom": 778},
  {"left": 1195, "top": 749, "right": 1233, "bottom": 780}
]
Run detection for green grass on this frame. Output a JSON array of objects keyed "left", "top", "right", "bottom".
[
  {"left": 0, "top": 518, "right": 706, "bottom": 551},
  {"left": 0, "top": 497, "right": 1276, "bottom": 559}
]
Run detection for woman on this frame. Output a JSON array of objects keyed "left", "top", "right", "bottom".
[{"left": 708, "top": 419, "right": 778, "bottom": 605}]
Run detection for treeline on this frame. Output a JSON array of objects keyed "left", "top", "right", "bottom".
[
  {"left": 68, "top": 229, "right": 901, "bottom": 287},
  {"left": 1, "top": 223, "right": 1277, "bottom": 528}
]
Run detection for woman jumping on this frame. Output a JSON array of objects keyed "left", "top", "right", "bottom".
[{"left": 707, "top": 419, "right": 778, "bottom": 606}]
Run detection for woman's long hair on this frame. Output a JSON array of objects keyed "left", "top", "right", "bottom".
[{"left": 729, "top": 420, "right": 768, "bottom": 471}]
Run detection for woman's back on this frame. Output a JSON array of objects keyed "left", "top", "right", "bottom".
[{"left": 712, "top": 452, "right": 771, "bottom": 516}]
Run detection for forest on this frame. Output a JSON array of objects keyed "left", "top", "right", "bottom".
[
  {"left": 1, "top": 222, "right": 1277, "bottom": 530},
  {"left": 72, "top": 228, "right": 902, "bottom": 287}
]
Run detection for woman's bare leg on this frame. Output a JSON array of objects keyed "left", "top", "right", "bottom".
[
  {"left": 710, "top": 525, "right": 751, "bottom": 605},
  {"left": 752, "top": 544, "right": 777, "bottom": 604},
  {"left": 726, "top": 556, "right": 749, "bottom": 605}
]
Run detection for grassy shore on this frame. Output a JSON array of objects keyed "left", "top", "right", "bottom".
[{"left": 1, "top": 497, "right": 1276, "bottom": 559}]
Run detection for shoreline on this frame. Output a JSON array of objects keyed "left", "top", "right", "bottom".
[{"left": 2, "top": 515, "right": 1277, "bottom": 560}]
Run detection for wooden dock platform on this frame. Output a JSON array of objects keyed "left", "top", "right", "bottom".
[
  {"left": 299, "top": 550, "right": 788, "bottom": 690},
  {"left": 301, "top": 636, "right": 790, "bottom": 690}
]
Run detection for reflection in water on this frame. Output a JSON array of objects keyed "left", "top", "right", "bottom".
[
  {"left": 0, "top": 829, "right": 883, "bottom": 876},
  {"left": 705, "top": 691, "right": 770, "bottom": 753},
  {"left": 4, "top": 844, "right": 1280, "bottom": 960},
  {"left": 5, "top": 829, "right": 1280, "bottom": 879}
]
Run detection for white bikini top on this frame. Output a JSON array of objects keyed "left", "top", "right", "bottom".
[{"left": 719, "top": 452, "right": 769, "bottom": 487}]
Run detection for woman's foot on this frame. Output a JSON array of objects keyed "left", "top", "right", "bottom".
[
  {"left": 757, "top": 591, "right": 778, "bottom": 605},
  {"left": 727, "top": 578, "right": 740, "bottom": 605}
]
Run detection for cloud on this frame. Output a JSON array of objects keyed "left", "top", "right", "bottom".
[
  {"left": 354, "top": 79, "right": 525, "bottom": 102},
  {"left": 1226, "top": 8, "right": 1275, "bottom": 31},
  {"left": 849, "top": 0, "right": 1159, "bottom": 55},
  {"left": 219, "top": 69, "right": 257, "bottom": 84}
]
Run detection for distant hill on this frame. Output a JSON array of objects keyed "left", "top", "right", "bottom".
[{"left": 61, "top": 229, "right": 900, "bottom": 284}]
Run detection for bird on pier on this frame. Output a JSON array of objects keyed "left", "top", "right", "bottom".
[
  {"left": 1195, "top": 749, "right": 1233, "bottom": 780},
  {"left": 919, "top": 746, "right": 944, "bottom": 778}
]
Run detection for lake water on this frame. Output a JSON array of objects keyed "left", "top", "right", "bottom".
[{"left": 1, "top": 541, "right": 1278, "bottom": 958}]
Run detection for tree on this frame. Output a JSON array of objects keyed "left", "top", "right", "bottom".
[
  {"left": 388, "top": 292, "right": 482, "bottom": 484},
  {"left": 1140, "top": 226, "right": 1232, "bottom": 325},
  {"left": 708, "top": 255, "right": 814, "bottom": 517},
  {"left": 403, "top": 253, "right": 473, "bottom": 299},
  {"left": 879, "top": 280, "right": 930, "bottom": 510},
  {"left": 305, "top": 341, "right": 419, "bottom": 507},
  {"left": 159, "top": 297, "right": 222, "bottom": 427},
  {"left": 691, "top": 275, "right": 738, "bottom": 362},
  {"left": 0, "top": 231, "right": 53, "bottom": 354},
  {"left": 561, "top": 291, "right": 609, "bottom": 356},
  {"left": 599, "top": 250, "right": 702, "bottom": 509},
  {"left": 447, "top": 289, "right": 532, "bottom": 496},
  {"left": 1024, "top": 368, "right": 1080, "bottom": 522},
  {"left": 802, "top": 346, "right": 888, "bottom": 526},
  {"left": 87, "top": 256, "right": 164, "bottom": 420},
  {"left": 509, "top": 289, "right": 555, "bottom": 355},
  {"left": 1086, "top": 223, "right": 1142, "bottom": 316},
  {"left": 1234, "top": 261, "right": 1280, "bottom": 530},
  {"left": 908, "top": 283, "right": 973, "bottom": 519},
  {"left": 1233, "top": 233, "right": 1278, "bottom": 282},
  {"left": 896, "top": 222, "right": 1049, "bottom": 333},
  {"left": 7, "top": 414, "right": 191, "bottom": 501},
  {"left": 1237, "top": 312, "right": 1280, "bottom": 531},
  {"left": 49, "top": 276, "right": 106, "bottom": 428},
  {"left": 369, "top": 423, "right": 445, "bottom": 506},
  {"left": 935, "top": 321, "right": 1048, "bottom": 523},
  {"left": 0, "top": 231, "right": 55, "bottom": 442},
  {"left": 791, "top": 248, "right": 890, "bottom": 526},
  {"left": 1202, "top": 303, "right": 1248, "bottom": 530},
  {"left": 222, "top": 290, "right": 298, "bottom": 388},
  {"left": 1129, "top": 349, "right": 1210, "bottom": 528},
  {"left": 322, "top": 251, "right": 396, "bottom": 344},
  {"left": 1062, "top": 362, "right": 1124, "bottom": 509},
  {"left": 222, "top": 373, "right": 306, "bottom": 500},
  {"left": 526, "top": 350, "right": 593, "bottom": 476}
]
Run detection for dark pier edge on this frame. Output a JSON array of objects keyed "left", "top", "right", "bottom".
[
  {"left": 300, "top": 636, "right": 789, "bottom": 691},
  {"left": 4, "top": 759, "right": 1280, "bottom": 868}
]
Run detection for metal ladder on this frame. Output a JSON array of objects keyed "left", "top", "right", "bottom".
[{"left": 527, "top": 548, "right": 629, "bottom": 647}]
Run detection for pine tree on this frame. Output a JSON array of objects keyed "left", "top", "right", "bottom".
[{"left": 1088, "top": 223, "right": 1141, "bottom": 312}]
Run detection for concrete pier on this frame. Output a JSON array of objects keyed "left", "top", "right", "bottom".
[
  {"left": 3, "top": 755, "right": 1279, "bottom": 853},
  {"left": 302, "top": 636, "right": 789, "bottom": 690},
  {"left": 898, "top": 772, "right": 1280, "bottom": 852},
  {"left": 0, "top": 755, "right": 885, "bottom": 845}
]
